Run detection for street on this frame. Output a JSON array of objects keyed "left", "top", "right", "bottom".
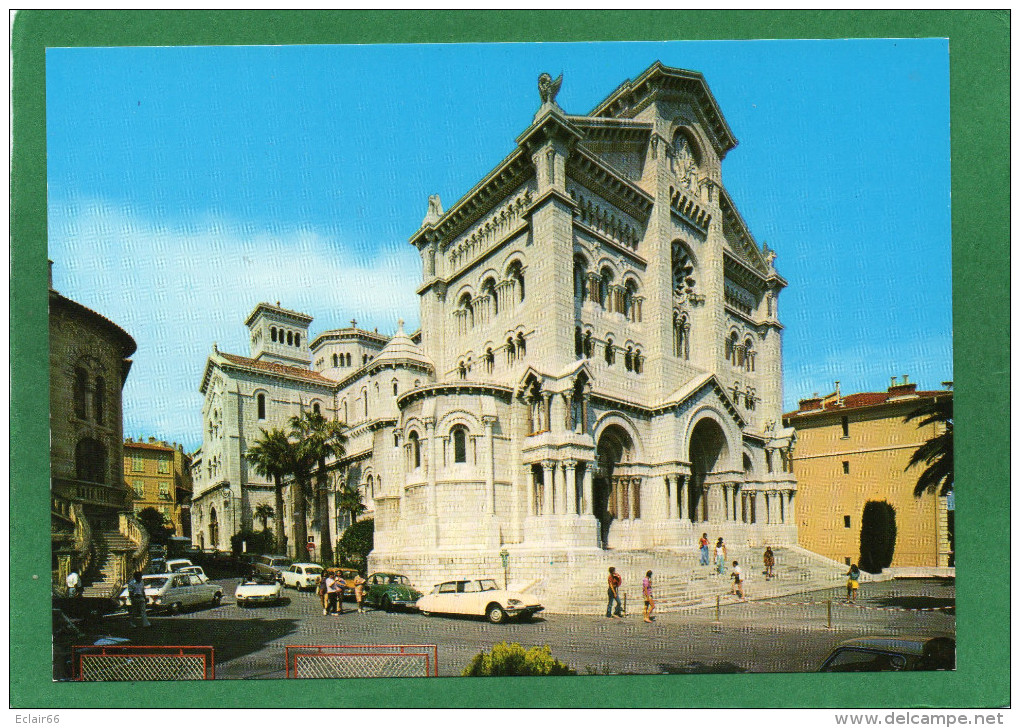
[{"left": 81, "top": 578, "right": 955, "bottom": 678}]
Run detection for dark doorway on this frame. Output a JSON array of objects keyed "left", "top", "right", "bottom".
[
  {"left": 687, "top": 418, "right": 729, "bottom": 522},
  {"left": 594, "top": 425, "right": 634, "bottom": 549}
]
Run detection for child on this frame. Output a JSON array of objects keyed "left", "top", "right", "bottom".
[
  {"left": 846, "top": 564, "right": 861, "bottom": 603},
  {"left": 730, "top": 560, "right": 746, "bottom": 601}
]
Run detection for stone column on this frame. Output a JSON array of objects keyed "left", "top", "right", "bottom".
[
  {"left": 787, "top": 490, "right": 796, "bottom": 524},
  {"left": 702, "top": 484, "right": 712, "bottom": 523},
  {"left": 620, "top": 478, "right": 630, "bottom": 520},
  {"left": 721, "top": 484, "right": 730, "bottom": 522},
  {"left": 609, "top": 476, "right": 618, "bottom": 517},
  {"left": 542, "top": 461, "right": 555, "bottom": 516},
  {"left": 753, "top": 490, "right": 764, "bottom": 524},
  {"left": 664, "top": 475, "right": 676, "bottom": 520},
  {"left": 482, "top": 415, "right": 497, "bottom": 514},
  {"left": 631, "top": 477, "right": 642, "bottom": 519},
  {"left": 580, "top": 390, "right": 590, "bottom": 434},
  {"left": 424, "top": 418, "right": 437, "bottom": 516},
  {"left": 678, "top": 475, "right": 687, "bottom": 521},
  {"left": 527, "top": 465, "right": 538, "bottom": 516},
  {"left": 564, "top": 459, "right": 578, "bottom": 515},
  {"left": 582, "top": 464, "right": 593, "bottom": 515},
  {"left": 543, "top": 393, "right": 553, "bottom": 432}
]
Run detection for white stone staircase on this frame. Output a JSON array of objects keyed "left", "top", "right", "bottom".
[{"left": 80, "top": 530, "right": 135, "bottom": 599}]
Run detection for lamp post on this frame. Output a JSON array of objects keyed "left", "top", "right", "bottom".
[{"left": 499, "top": 548, "right": 510, "bottom": 590}]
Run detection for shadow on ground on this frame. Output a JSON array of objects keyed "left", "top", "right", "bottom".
[{"left": 869, "top": 595, "right": 955, "bottom": 613}]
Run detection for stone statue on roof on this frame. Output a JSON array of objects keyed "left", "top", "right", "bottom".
[{"left": 538, "top": 72, "right": 563, "bottom": 106}]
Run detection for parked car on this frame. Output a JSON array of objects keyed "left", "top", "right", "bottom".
[
  {"left": 416, "top": 578, "right": 543, "bottom": 623},
  {"left": 235, "top": 575, "right": 285, "bottom": 607},
  {"left": 177, "top": 565, "right": 210, "bottom": 583},
  {"left": 333, "top": 569, "right": 361, "bottom": 600},
  {"left": 253, "top": 555, "right": 292, "bottom": 583},
  {"left": 165, "top": 558, "right": 194, "bottom": 573},
  {"left": 364, "top": 572, "right": 423, "bottom": 612},
  {"left": 819, "top": 636, "right": 956, "bottom": 672},
  {"left": 146, "top": 557, "right": 168, "bottom": 574},
  {"left": 281, "top": 563, "right": 323, "bottom": 591},
  {"left": 117, "top": 573, "right": 223, "bottom": 613}
]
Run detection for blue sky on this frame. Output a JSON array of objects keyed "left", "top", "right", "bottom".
[{"left": 46, "top": 40, "right": 951, "bottom": 451}]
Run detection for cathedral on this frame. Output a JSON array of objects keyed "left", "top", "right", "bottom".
[{"left": 191, "top": 62, "right": 798, "bottom": 592}]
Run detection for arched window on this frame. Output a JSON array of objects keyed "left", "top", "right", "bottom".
[
  {"left": 346, "top": 353, "right": 351, "bottom": 367},
  {"left": 674, "top": 311, "right": 690, "bottom": 359},
  {"left": 482, "top": 278, "right": 498, "bottom": 316},
  {"left": 341, "top": 400, "right": 348, "bottom": 422},
  {"left": 458, "top": 361, "right": 467, "bottom": 380},
  {"left": 409, "top": 431, "right": 421, "bottom": 469},
  {"left": 452, "top": 426, "right": 468, "bottom": 464},
  {"left": 333, "top": 353, "right": 339, "bottom": 367},
  {"left": 573, "top": 255, "right": 589, "bottom": 300},
  {"left": 599, "top": 268, "right": 613, "bottom": 310},
  {"left": 624, "top": 346, "right": 634, "bottom": 372},
  {"left": 506, "top": 337, "right": 516, "bottom": 365},
  {"left": 484, "top": 348, "right": 494, "bottom": 374},
  {"left": 287, "top": 331, "right": 293, "bottom": 346},
  {"left": 605, "top": 338, "right": 615, "bottom": 365},
  {"left": 75, "top": 438, "right": 107, "bottom": 484},
  {"left": 312, "top": 402, "right": 321, "bottom": 415},
  {"left": 583, "top": 331, "right": 593, "bottom": 358},
  {"left": 295, "top": 334, "right": 301, "bottom": 347},
  {"left": 363, "top": 354, "right": 368, "bottom": 366},
  {"left": 459, "top": 292, "right": 474, "bottom": 330},
  {"left": 575, "top": 327, "right": 583, "bottom": 358},
  {"left": 517, "top": 333, "right": 526, "bottom": 357},
  {"left": 93, "top": 376, "right": 105, "bottom": 425},
  {"left": 257, "top": 393, "right": 266, "bottom": 420},
  {"left": 73, "top": 367, "right": 88, "bottom": 419},
  {"left": 363, "top": 389, "right": 369, "bottom": 418},
  {"left": 744, "top": 337, "right": 755, "bottom": 372},
  {"left": 271, "top": 327, "right": 277, "bottom": 343},
  {"left": 393, "top": 431, "right": 400, "bottom": 448},
  {"left": 392, "top": 380, "right": 399, "bottom": 396},
  {"left": 507, "top": 261, "right": 525, "bottom": 302},
  {"left": 624, "top": 280, "right": 639, "bottom": 321},
  {"left": 634, "top": 349, "right": 643, "bottom": 374}
]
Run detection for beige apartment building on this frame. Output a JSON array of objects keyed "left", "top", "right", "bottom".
[
  {"left": 124, "top": 438, "right": 193, "bottom": 537},
  {"left": 783, "top": 379, "right": 953, "bottom": 571}
]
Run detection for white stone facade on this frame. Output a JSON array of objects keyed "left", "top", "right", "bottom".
[{"left": 193, "top": 63, "right": 797, "bottom": 584}]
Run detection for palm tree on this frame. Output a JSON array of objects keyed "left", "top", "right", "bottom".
[
  {"left": 245, "top": 428, "right": 293, "bottom": 557},
  {"left": 337, "top": 480, "right": 367, "bottom": 526},
  {"left": 288, "top": 411, "right": 346, "bottom": 565},
  {"left": 253, "top": 503, "right": 275, "bottom": 531},
  {"left": 904, "top": 395, "right": 953, "bottom": 497}
]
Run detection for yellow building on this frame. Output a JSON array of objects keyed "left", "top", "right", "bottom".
[
  {"left": 783, "top": 378, "right": 953, "bottom": 571},
  {"left": 123, "top": 438, "right": 193, "bottom": 537}
]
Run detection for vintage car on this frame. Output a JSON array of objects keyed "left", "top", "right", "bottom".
[
  {"left": 177, "top": 565, "right": 209, "bottom": 583},
  {"left": 235, "top": 575, "right": 285, "bottom": 607},
  {"left": 415, "top": 578, "right": 543, "bottom": 623},
  {"left": 819, "top": 636, "right": 956, "bottom": 672},
  {"left": 281, "top": 563, "right": 323, "bottom": 591},
  {"left": 165, "top": 558, "right": 194, "bottom": 573},
  {"left": 118, "top": 573, "right": 223, "bottom": 613},
  {"left": 252, "top": 555, "right": 293, "bottom": 583},
  {"left": 364, "top": 572, "right": 423, "bottom": 612}
]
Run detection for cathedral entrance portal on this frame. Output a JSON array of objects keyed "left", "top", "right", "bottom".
[
  {"left": 594, "top": 425, "right": 634, "bottom": 548},
  {"left": 687, "top": 417, "right": 729, "bottom": 522}
]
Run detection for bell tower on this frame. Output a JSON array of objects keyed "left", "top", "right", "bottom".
[{"left": 244, "top": 302, "right": 313, "bottom": 367}]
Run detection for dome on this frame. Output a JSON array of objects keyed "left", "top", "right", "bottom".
[{"left": 372, "top": 320, "right": 434, "bottom": 370}]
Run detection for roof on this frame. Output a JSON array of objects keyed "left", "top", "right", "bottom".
[
  {"left": 124, "top": 440, "right": 176, "bottom": 453},
  {"left": 244, "top": 302, "right": 313, "bottom": 327},
  {"left": 218, "top": 352, "right": 336, "bottom": 385},
  {"left": 784, "top": 389, "right": 950, "bottom": 420},
  {"left": 50, "top": 290, "right": 137, "bottom": 357},
  {"left": 371, "top": 320, "right": 434, "bottom": 369}
]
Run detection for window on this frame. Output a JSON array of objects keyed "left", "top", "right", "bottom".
[
  {"left": 409, "top": 431, "right": 421, "bottom": 469},
  {"left": 333, "top": 353, "right": 339, "bottom": 367},
  {"left": 765, "top": 449, "right": 773, "bottom": 473},
  {"left": 624, "top": 346, "right": 633, "bottom": 372},
  {"left": 575, "top": 327, "right": 583, "bottom": 358},
  {"left": 482, "top": 278, "right": 498, "bottom": 315},
  {"left": 393, "top": 431, "right": 400, "bottom": 448},
  {"left": 295, "top": 334, "right": 301, "bottom": 346},
  {"left": 842, "top": 460, "right": 850, "bottom": 475},
  {"left": 841, "top": 416, "right": 850, "bottom": 438},
  {"left": 257, "top": 393, "right": 266, "bottom": 420},
  {"left": 132, "top": 454, "right": 144, "bottom": 472},
  {"left": 363, "top": 390, "right": 369, "bottom": 417},
  {"left": 363, "top": 354, "right": 368, "bottom": 366},
  {"left": 634, "top": 349, "right": 643, "bottom": 374},
  {"left": 516, "top": 333, "right": 526, "bottom": 357},
  {"left": 599, "top": 268, "right": 613, "bottom": 310},
  {"left": 573, "top": 255, "right": 588, "bottom": 300},
  {"left": 94, "top": 377, "right": 105, "bottom": 424},
  {"left": 605, "top": 338, "right": 615, "bottom": 365},
  {"left": 393, "top": 380, "right": 399, "bottom": 395},
  {"left": 75, "top": 438, "right": 107, "bottom": 484},
  {"left": 507, "top": 261, "right": 525, "bottom": 302},
  {"left": 452, "top": 426, "right": 467, "bottom": 464},
  {"left": 583, "top": 331, "right": 593, "bottom": 358},
  {"left": 157, "top": 457, "right": 170, "bottom": 474},
  {"left": 133, "top": 480, "right": 145, "bottom": 498},
  {"left": 159, "top": 482, "right": 171, "bottom": 500},
  {"left": 484, "top": 349, "right": 494, "bottom": 374},
  {"left": 73, "top": 367, "right": 88, "bottom": 419},
  {"left": 271, "top": 327, "right": 277, "bottom": 342},
  {"left": 458, "top": 361, "right": 467, "bottom": 380},
  {"left": 313, "top": 402, "right": 321, "bottom": 415},
  {"left": 844, "top": 515, "right": 851, "bottom": 529},
  {"left": 287, "top": 331, "right": 293, "bottom": 345}
]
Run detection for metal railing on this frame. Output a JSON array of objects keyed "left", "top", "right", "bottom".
[
  {"left": 72, "top": 645, "right": 214, "bottom": 681},
  {"left": 285, "top": 645, "right": 439, "bottom": 678}
]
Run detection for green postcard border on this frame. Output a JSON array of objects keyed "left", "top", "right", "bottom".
[{"left": 10, "top": 9, "right": 1009, "bottom": 708}]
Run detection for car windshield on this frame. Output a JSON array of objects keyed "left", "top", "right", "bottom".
[
  {"left": 272, "top": 559, "right": 292, "bottom": 567},
  {"left": 478, "top": 579, "right": 499, "bottom": 592},
  {"left": 305, "top": 566, "right": 322, "bottom": 575},
  {"left": 459, "top": 581, "right": 480, "bottom": 593},
  {"left": 823, "top": 649, "right": 910, "bottom": 672},
  {"left": 143, "top": 577, "right": 168, "bottom": 588},
  {"left": 438, "top": 582, "right": 457, "bottom": 594},
  {"left": 390, "top": 575, "right": 409, "bottom": 585}
]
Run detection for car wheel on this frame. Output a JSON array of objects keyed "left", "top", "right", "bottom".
[
  {"left": 169, "top": 602, "right": 183, "bottom": 615},
  {"left": 420, "top": 610, "right": 431, "bottom": 617},
  {"left": 212, "top": 593, "right": 222, "bottom": 606},
  {"left": 487, "top": 604, "right": 507, "bottom": 624},
  {"left": 382, "top": 596, "right": 393, "bottom": 613}
]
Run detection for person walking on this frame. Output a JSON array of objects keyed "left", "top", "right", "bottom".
[
  {"left": 332, "top": 572, "right": 347, "bottom": 615},
  {"left": 698, "top": 533, "right": 710, "bottom": 567},
  {"left": 127, "top": 571, "right": 151, "bottom": 628},
  {"left": 642, "top": 570, "right": 656, "bottom": 623},
  {"left": 730, "top": 561, "right": 746, "bottom": 600},
  {"left": 763, "top": 546, "right": 775, "bottom": 580},
  {"left": 318, "top": 569, "right": 330, "bottom": 615},
  {"left": 715, "top": 538, "right": 727, "bottom": 575},
  {"left": 354, "top": 572, "right": 367, "bottom": 614},
  {"left": 65, "top": 570, "right": 81, "bottom": 599},
  {"left": 846, "top": 564, "right": 861, "bottom": 603},
  {"left": 605, "top": 567, "right": 623, "bottom": 618}
]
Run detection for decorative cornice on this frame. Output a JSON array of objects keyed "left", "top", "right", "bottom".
[
  {"left": 397, "top": 382, "right": 515, "bottom": 410},
  {"left": 669, "top": 185, "right": 711, "bottom": 232},
  {"left": 567, "top": 148, "right": 654, "bottom": 222},
  {"left": 719, "top": 188, "right": 769, "bottom": 275}
]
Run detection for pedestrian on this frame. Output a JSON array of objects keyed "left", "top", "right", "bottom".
[
  {"left": 318, "top": 569, "right": 330, "bottom": 615},
  {"left": 605, "top": 566, "right": 623, "bottom": 618},
  {"left": 763, "top": 546, "right": 775, "bottom": 580},
  {"left": 65, "top": 569, "right": 81, "bottom": 599},
  {"left": 127, "top": 571, "right": 151, "bottom": 628},
  {"left": 354, "top": 572, "right": 367, "bottom": 614},
  {"left": 730, "top": 561, "right": 746, "bottom": 600},
  {"left": 698, "top": 533, "right": 710, "bottom": 567},
  {"left": 642, "top": 570, "right": 655, "bottom": 623},
  {"left": 846, "top": 563, "right": 861, "bottom": 603},
  {"left": 331, "top": 572, "right": 347, "bottom": 615},
  {"left": 715, "top": 537, "right": 727, "bottom": 575}
]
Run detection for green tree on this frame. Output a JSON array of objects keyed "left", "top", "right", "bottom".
[
  {"left": 245, "top": 428, "right": 293, "bottom": 557},
  {"left": 136, "top": 506, "right": 173, "bottom": 546},
  {"left": 904, "top": 395, "right": 953, "bottom": 497},
  {"left": 463, "top": 642, "right": 576, "bottom": 677},
  {"left": 337, "top": 480, "right": 367, "bottom": 526},
  {"left": 335, "top": 518, "right": 374, "bottom": 571},
  {"left": 230, "top": 528, "right": 275, "bottom": 557},
  {"left": 288, "top": 411, "right": 347, "bottom": 565},
  {"left": 859, "top": 500, "right": 897, "bottom": 573},
  {"left": 253, "top": 503, "right": 275, "bottom": 531}
]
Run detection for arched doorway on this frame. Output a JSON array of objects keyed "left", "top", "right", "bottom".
[
  {"left": 687, "top": 417, "right": 729, "bottom": 522},
  {"left": 209, "top": 507, "right": 219, "bottom": 550},
  {"left": 593, "top": 424, "right": 634, "bottom": 548}
]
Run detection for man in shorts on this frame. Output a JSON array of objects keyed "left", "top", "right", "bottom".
[{"left": 730, "top": 560, "right": 746, "bottom": 601}]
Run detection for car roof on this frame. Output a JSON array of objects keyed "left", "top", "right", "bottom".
[{"left": 291, "top": 562, "right": 321, "bottom": 568}]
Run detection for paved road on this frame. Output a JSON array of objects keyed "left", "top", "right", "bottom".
[{"left": 93, "top": 578, "right": 954, "bottom": 678}]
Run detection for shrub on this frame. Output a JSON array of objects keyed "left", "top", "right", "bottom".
[
  {"left": 231, "top": 528, "right": 276, "bottom": 557},
  {"left": 859, "top": 500, "right": 897, "bottom": 573},
  {"left": 462, "top": 642, "right": 576, "bottom": 677},
  {"left": 335, "top": 518, "right": 374, "bottom": 570}
]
